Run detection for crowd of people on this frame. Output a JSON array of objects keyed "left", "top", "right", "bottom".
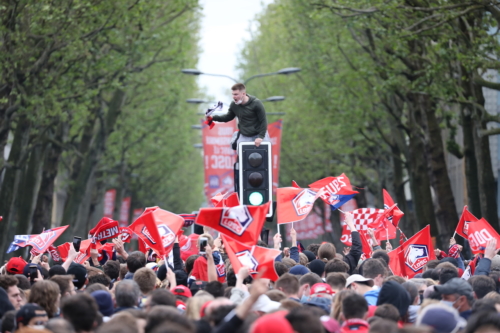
[{"left": 1, "top": 214, "right": 500, "bottom": 333}]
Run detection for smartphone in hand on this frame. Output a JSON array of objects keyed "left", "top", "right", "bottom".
[
  {"left": 199, "top": 237, "right": 208, "bottom": 254},
  {"left": 73, "top": 236, "right": 82, "bottom": 252}
]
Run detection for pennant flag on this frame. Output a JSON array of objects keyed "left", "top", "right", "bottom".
[
  {"left": 25, "top": 226, "right": 69, "bottom": 254},
  {"left": 388, "top": 225, "right": 436, "bottom": 278},
  {"left": 222, "top": 235, "right": 280, "bottom": 281},
  {"left": 129, "top": 207, "right": 184, "bottom": 256},
  {"left": 277, "top": 187, "right": 321, "bottom": 224},
  {"left": 467, "top": 218, "right": 500, "bottom": 254},
  {"left": 309, "top": 173, "right": 358, "bottom": 211},
  {"left": 179, "top": 233, "right": 199, "bottom": 261},
  {"left": 7, "top": 235, "right": 32, "bottom": 253},
  {"left": 291, "top": 180, "right": 300, "bottom": 188},
  {"left": 359, "top": 231, "right": 372, "bottom": 258},
  {"left": 195, "top": 202, "right": 270, "bottom": 246},
  {"left": 456, "top": 206, "right": 479, "bottom": 239},
  {"left": 382, "top": 189, "right": 404, "bottom": 228}
]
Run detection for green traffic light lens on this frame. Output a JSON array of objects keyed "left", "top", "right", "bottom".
[{"left": 248, "top": 192, "right": 264, "bottom": 205}]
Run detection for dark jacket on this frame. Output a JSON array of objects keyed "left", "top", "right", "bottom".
[
  {"left": 344, "top": 231, "right": 363, "bottom": 275},
  {"left": 212, "top": 95, "right": 267, "bottom": 138}
]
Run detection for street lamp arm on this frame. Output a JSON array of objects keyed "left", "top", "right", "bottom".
[{"left": 243, "top": 72, "right": 279, "bottom": 85}]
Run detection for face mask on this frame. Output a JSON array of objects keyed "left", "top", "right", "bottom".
[
  {"left": 30, "top": 325, "right": 45, "bottom": 330},
  {"left": 441, "top": 300, "right": 456, "bottom": 308},
  {"left": 300, "top": 295, "right": 310, "bottom": 303}
]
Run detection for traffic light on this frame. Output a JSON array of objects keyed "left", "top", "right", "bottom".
[{"left": 238, "top": 142, "right": 273, "bottom": 217}]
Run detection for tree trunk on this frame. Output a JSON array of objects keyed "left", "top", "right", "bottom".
[
  {"left": 0, "top": 116, "right": 31, "bottom": 261},
  {"left": 419, "top": 95, "right": 459, "bottom": 245},
  {"left": 461, "top": 109, "right": 481, "bottom": 217}
]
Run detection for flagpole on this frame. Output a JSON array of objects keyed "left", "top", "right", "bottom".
[
  {"left": 250, "top": 245, "right": 255, "bottom": 257},
  {"left": 452, "top": 231, "right": 457, "bottom": 239}
]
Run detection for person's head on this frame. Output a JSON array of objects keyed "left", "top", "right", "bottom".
[
  {"left": 435, "top": 277, "right": 474, "bottom": 313},
  {"left": 87, "top": 273, "right": 111, "bottom": 289},
  {"left": 133, "top": 267, "right": 157, "bottom": 296},
  {"left": 85, "top": 283, "right": 107, "bottom": 294},
  {"left": 274, "top": 262, "right": 289, "bottom": 277},
  {"left": 298, "top": 273, "right": 322, "bottom": 298},
  {"left": 146, "top": 305, "right": 195, "bottom": 333},
  {"left": 50, "top": 275, "right": 76, "bottom": 298},
  {"left": 331, "top": 289, "right": 355, "bottom": 321},
  {"left": 102, "top": 260, "right": 120, "bottom": 281},
  {"left": 318, "top": 243, "right": 336, "bottom": 261},
  {"left": 174, "top": 270, "right": 188, "bottom": 287},
  {"left": 231, "top": 83, "right": 246, "bottom": 104},
  {"left": 28, "top": 280, "right": 60, "bottom": 318},
  {"left": 90, "top": 290, "right": 114, "bottom": 317},
  {"left": 402, "top": 281, "right": 420, "bottom": 305},
  {"left": 0, "top": 275, "right": 22, "bottom": 310},
  {"left": 346, "top": 274, "right": 374, "bottom": 295},
  {"left": 416, "top": 303, "right": 467, "bottom": 333},
  {"left": 471, "top": 298, "right": 499, "bottom": 314},
  {"left": 185, "top": 255, "right": 199, "bottom": 276},
  {"left": 48, "top": 265, "right": 66, "bottom": 278},
  {"left": 377, "top": 280, "right": 411, "bottom": 321},
  {"left": 368, "top": 318, "right": 398, "bottom": 333},
  {"left": 469, "top": 276, "right": 497, "bottom": 299},
  {"left": 266, "top": 289, "right": 287, "bottom": 302},
  {"left": 45, "top": 318, "right": 76, "bottom": 333},
  {"left": 326, "top": 273, "right": 346, "bottom": 293},
  {"left": 372, "top": 250, "right": 390, "bottom": 266},
  {"left": 144, "top": 289, "right": 176, "bottom": 312},
  {"left": 204, "top": 281, "right": 224, "bottom": 298},
  {"left": 374, "top": 304, "right": 400, "bottom": 322},
  {"left": 61, "top": 293, "right": 98, "bottom": 333},
  {"left": 275, "top": 273, "right": 300, "bottom": 298},
  {"left": 119, "top": 264, "right": 128, "bottom": 281},
  {"left": 15, "top": 303, "right": 48, "bottom": 330},
  {"left": 67, "top": 263, "right": 88, "bottom": 290},
  {"left": 298, "top": 253, "right": 308, "bottom": 266},
  {"left": 6, "top": 257, "right": 27, "bottom": 275},
  {"left": 14, "top": 274, "right": 31, "bottom": 291},
  {"left": 126, "top": 251, "right": 146, "bottom": 273},
  {"left": 307, "top": 259, "right": 325, "bottom": 277},
  {"left": 384, "top": 275, "right": 407, "bottom": 284},
  {"left": 282, "top": 258, "right": 297, "bottom": 268},
  {"left": 361, "top": 259, "right": 386, "bottom": 287},
  {"left": 435, "top": 263, "right": 458, "bottom": 285},
  {"left": 185, "top": 293, "right": 214, "bottom": 320},
  {"left": 115, "top": 280, "right": 141, "bottom": 308},
  {"left": 285, "top": 306, "right": 325, "bottom": 333},
  {"left": 1, "top": 309, "right": 16, "bottom": 333},
  {"left": 325, "top": 258, "right": 349, "bottom": 275},
  {"left": 306, "top": 244, "right": 320, "bottom": 257},
  {"left": 341, "top": 293, "right": 368, "bottom": 320},
  {"left": 465, "top": 311, "right": 500, "bottom": 333}
]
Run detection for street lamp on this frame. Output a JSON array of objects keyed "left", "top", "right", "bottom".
[{"left": 181, "top": 67, "right": 301, "bottom": 84}]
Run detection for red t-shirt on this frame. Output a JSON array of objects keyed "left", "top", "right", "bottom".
[
  {"left": 190, "top": 254, "right": 225, "bottom": 282},
  {"left": 340, "top": 319, "right": 369, "bottom": 333}
]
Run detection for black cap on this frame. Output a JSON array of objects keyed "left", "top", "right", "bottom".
[
  {"left": 16, "top": 303, "right": 45, "bottom": 326},
  {"left": 67, "top": 263, "right": 88, "bottom": 289},
  {"left": 189, "top": 280, "right": 207, "bottom": 296}
]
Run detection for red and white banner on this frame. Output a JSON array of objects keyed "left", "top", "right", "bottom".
[
  {"left": 340, "top": 198, "right": 359, "bottom": 246},
  {"left": 467, "top": 218, "right": 500, "bottom": 254},
  {"left": 286, "top": 204, "right": 332, "bottom": 240},
  {"left": 103, "top": 189, "right": 116, "bottom": 218},
  {"left": 119, "top": 197, "right": 131, "bottom": 227},
  {"left": 268, "top": 120, "right": 283, "bottom": 195},
  {"left": 203, "top": 119, "right": 237, "bottom": 203},
  {"left": 456, "top": 206, "right": 479, "bottom": 239}
]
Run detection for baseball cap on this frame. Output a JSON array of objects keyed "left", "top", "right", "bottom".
[
  {"left": 434, "top": 278, "right": 473, "bottom": 297},
  {"left": 251, "top": 295, "right": 281, "bottom": 313},
  {"left": 346, "top": 274, "right": 374, "bottom": 288},
  {"left": 16, "top": 303, "right": 46, "bottom": 326},
  {"left": 171, "top": 285, "right": 192, "bottom": 298},
  {"left": 7, "top": 257, "right": 27, "bottom": 274},
  {"left": 189, "top": 280, "right": 207, "bottom": 296},
  {"left": 416, "top": 303, "right": 466, "bottom": 333},
  {"left": 67, "top": 263, "right": 88, "bottom": 289},
  {"left": 90, "top": 290, "right": 114, "bottom": 317},
  {"left": 289, "top": 265, "right": 310, "bottom": 276},
  {"left": 310, "top": 283, "right": 335, "bottom": 297}
]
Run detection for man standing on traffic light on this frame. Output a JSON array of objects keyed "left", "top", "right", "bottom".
[{"left": 208, "top": 83, "right": 269, "bottom": 148}]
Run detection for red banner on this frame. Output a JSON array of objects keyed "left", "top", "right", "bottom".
[
  {"left": 268, "top": 120, "right": 283, "bottom": 195},
  {"left": 120, "top": 197, "right": 131, "bottom": 227},
  {"left": 103, "top": 189, "right": 116, "bottom": 218},
  {"left": 203, "top": 119, "right": 237, "bottom": 203},
  {"left": 286, "top": 204, "right": 332, "bottom": 241}
]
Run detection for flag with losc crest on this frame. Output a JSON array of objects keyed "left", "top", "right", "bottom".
[{"left": 195, "top": 202, "right": 270, "bottom": 246}]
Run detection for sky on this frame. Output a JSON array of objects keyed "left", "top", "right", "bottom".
[{"left": 194, "top": 0, "right": 274, "bottom": 109}]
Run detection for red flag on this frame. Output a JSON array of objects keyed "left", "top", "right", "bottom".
[
  {"left": 359, "top": 231, "right": 372, "bottom": 258},
  {"left": 467, "top": 218, "right": 500, "bottom": 254},
  {"left": 277, "top": 187, "right": 320, "bottom": 224},
  {"left": 211, "top": 192, "right": 225, "bottom": 207},
  {"left": 399, "top": 228, "right": 408, "bottom": 246},
  {"left": 195, "top": 202, "right": 270, "bottom": 246},
  {"left": 462, "top": 255, "right": 478, "bottom": 280},
  {"left": 179, "top": 233, "right": 199, "bottom": 261},
  {"left": 382, "top": 189, "right": 404, "bottom": 228},
  {"left": 119, "top": 227, "right": 134, "bottom": 243},
  {"left": 222, "top": 235, "right": 280, "bottom": 281},
  {"left": 388, "top": 225, "right": 436, "bottom": 278},
  {"left": 291, "top": 180, "right": 300, "bottom": 188},
  {"left": 308, "top": 173, "right": 358, "bottom": 209},
  {"left": 212, "top": 192, "right": 240, "bottom": 208},
  {"left": 89, "top": 217, "right": 120, "bottom": 243},
  {"left": 456, "top": 206, "right": 479, "bottom": 239},
  {"left": 26, "top": 225, "right": 69, "bottom": 254},
  {"left": 129, "top": 207, "right": 184, "bottom": 256},
  {"left": 345, "top": 208, "right": 396, "bottom": 243}
]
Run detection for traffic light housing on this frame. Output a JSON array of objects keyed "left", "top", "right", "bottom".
[{"left": 238, "top": 142, "right": 273, "bottom": 217}]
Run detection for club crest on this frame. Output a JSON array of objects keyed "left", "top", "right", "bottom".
[
  {"left": 405, "top": 244, "right": 429, "bottom": 272},
  {"left": 220, "top": 206, "right": 253, "bottom": 236},
  {"left": 292, "top": 189, "right": 317, "bottom": 216},
  {"left": 30, "top": 231, "right": 57, "bottom": 251},
  {"left": 158, "top": 225, "right": 175, "bottom": 248},
  {"left": 236, "top": 250, "right": 259, "bottom": 272},
  {"left": 141, "top": 226, "right": 157, "bottom": 244}
]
